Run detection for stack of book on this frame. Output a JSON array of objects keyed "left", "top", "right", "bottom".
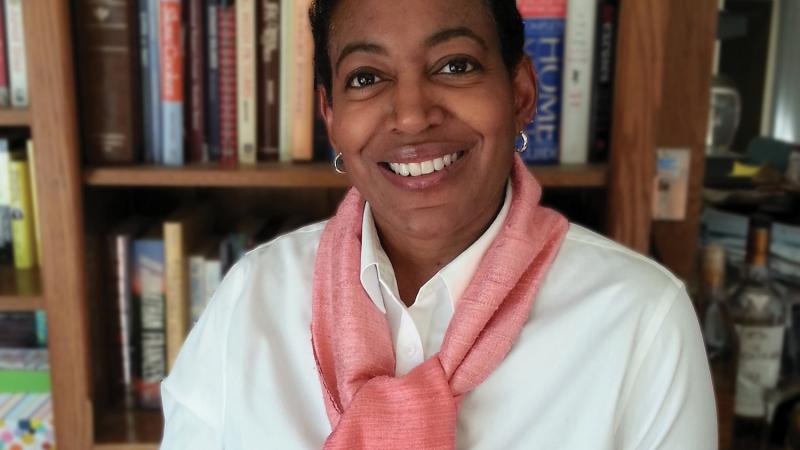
[
  {"left": 0, "top": 132, "right": 40, "bottom": 272},
  {"left": 105, "top": 208, "right": 298, "bottom": 408},
  {"left": 76, "top": 0, "right": 315, "bottom": 167},
  {"left": 0, "top": 0, "right": 28, "bottom": 110}
]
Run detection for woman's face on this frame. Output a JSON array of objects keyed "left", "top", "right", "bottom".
[{"left": 320, "top": 0, "right": 536, "bottom": 242}]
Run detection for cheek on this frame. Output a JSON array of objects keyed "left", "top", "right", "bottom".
[
  {"left": 448, "top": 85, "right": 516, "bottom": 146},
  {"left": 331, "top": 102, "right": 386, "bottom": 158}
]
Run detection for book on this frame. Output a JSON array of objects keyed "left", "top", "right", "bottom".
[
  {"left": 257, "top": 0, "right": 280, "bottom": 161},
  {"left": 204, "top": 255, "right": 222, "bottom": 304},
  {"left": 76, "top": 0, "right": 142, "bottom": 164},
  {"left": 188, "top": 249, "right": 206, "bottom": 324},
  {"left": 141, "top": 0, "right": 162, "bottom": 163},
  {"left": 107, "top": 217, "right": 148, "bottom": 407},
  {"left": 218, "top": 0, "right": 238, "bottom": 166},
  {"left": 0, "top": 2, "right": 9, "bottom": 107},
  {"left": 518, "top": 0, "right": 566, "bottom": 165},
  {"left": 159, "top": 0, "right": 184, "bottom": 166},
  {"left": 132, "top": 230, "right": 165, "bottom": 409},
  {"left": 8, "top": 150, "right": 37, "bottom": 269},
  {"left": 0, "top": 138, "right": 11, "bottom": 264},
  {"left": 236, "top": 0, "right": 257, "bottom": 164},
  {"left": 0, "top": 312, "right": 38, "bottom": 348},
  {"left": 163, "top": 207, "right": 212, "bottom": 371},
  {"left": 558, "top": 0, "right": 597, "bottom": 164},
  {"left": 4, "top": 0, "right": 26, "bottom": 108},
  {"left": 206, "top": 0, "right": 221, "bottom": 162},
  {"left": 588, "top": 0, "right": 618, "bottom": 163},
  {"left": 187, "top": 0, "right": 208, "bottom": 163},
  {"left": 26, "top": 140, "right": 41, "bottom": 265},
  {"left": 279, "top": 0, "right": 314, "bottom": 162}
]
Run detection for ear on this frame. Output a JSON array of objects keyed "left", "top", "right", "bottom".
[
  {"left": 318, "top": 87, "right": 339, "bottom": 151},
  {"left": 511, "top": 56, "right": 538, "bottom": 133}
]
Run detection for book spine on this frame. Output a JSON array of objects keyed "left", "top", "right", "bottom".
[
  {"left": 188, "top": 254, "right": 206, "bottom": 323},
  {"left": 218, "top": 1, "right": 238, "bottom": 166},
  {"left": 77, "top": 0, "right": 141, "bottom": 164},
  {"left": 588, "top": 0, "right": 619, "bottom": 163},
  {"left": 112, "top": 233, "right": 135, "bottom": 404},
  {"left": 9, "top": 157, "right": 37, "bottom": 269},
  {"left": 559, "top": 0, "right": 597, "bottom": 164},
  {"left": 278, "top": 0, "right": 291, "bottom": 162},
  {"left": 160, "top": 0, "right": 184, "bottom": 166},
  {"left": 164, "top": 221, "right": 188, "bottom": 372},
  {"left": 206, "top": 0, "right": 221, "bottom": 161},
  {"left": 257, "top": 0, "right": 279, "bottom": 161},
  {"left": 188, "top": 0, "right": 207, "bottom": 163},
  {"left": 25, "top": 141, "right": 41, "bottom": 265},
  {"left": 237, "top": 0, "right": 257, "bottom": 165},
  {"left": 281, "top": 0, "right": 313, "bottom": 162},
  {"left": 4, "top": 0, "right": 27, "bottom": 108},
  {"left": 133, "top": 239, "right": 165, "bottom": 409},
  {"left": 0, "top": 140, "right": 11, "bottom": 264},
  {"left": 204, "top": 259, "right": 222, "bottom": 300},
  {"left": 518, "top": 0, "right": 566, "bottom": 165},
  {"left": 0, "top": 2, "right": 9, "bottom": 107},
  {"left": 141, "top": 0, "right": 163, "bottom": 163}
]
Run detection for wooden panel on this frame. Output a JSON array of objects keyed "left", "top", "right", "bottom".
[
  {"left": 94, "top": 409, "right": 162, "bottom": 448},
  {"left": 0, "top": 108, "right": 31, "bottom": 126},
  {"left": 605, "top": 0, "right": 667, "bottom": 252},
  {"left": 0, "top": 266, "right": 41, "bottom": 296},
  {"left": 651, "top": 0, "right": 718, "bottom": 281},
  {"left": 24, "top": 1, "right": 94, "bottom": 449},
  {"left": 83, "top": 163, "right": 608, "bottom": 188}
]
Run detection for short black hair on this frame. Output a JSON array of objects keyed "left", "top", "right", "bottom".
[{"left": 309, "top": 0, "right": 525, "bottom": 102}]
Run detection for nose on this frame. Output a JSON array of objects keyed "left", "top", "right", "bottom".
[{"left": 389, "top": 77, "right": 444, "bottom": 135}]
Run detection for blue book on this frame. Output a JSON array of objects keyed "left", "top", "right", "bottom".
[
  {"left": 160, "top": 0, "right": 185, "bottom": 166},
  {"left": 132, "top": 235, "right": 165, "bottom": 409},
  {"left": 206, "top": 0, "right": 221, "bottom": 161},
  {"left": 519, "top": 1, "right": 566, "bottom": 165},
  {"left": 141, "top": 0, "right": 162, "bottom": 164}
]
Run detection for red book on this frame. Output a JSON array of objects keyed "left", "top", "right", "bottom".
[
  {"left": 218, "top": 0, "right": 237, "bottom": 166},
  {"left": 0, "top": 2, "right": 9, "bottom": 107},
  {"left": 186, "top": 0, "right": 207, "bottom": 163}
]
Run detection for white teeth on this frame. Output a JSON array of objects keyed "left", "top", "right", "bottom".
[{"left": 387, "top": 152, "right": 462, "bottom": 177}]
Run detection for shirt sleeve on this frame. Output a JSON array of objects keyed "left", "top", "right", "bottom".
[
  {"left": 614, "top": 284, "right": 718, "bottom": 450},
  {"left": 160, "top": 259, "right": 248, "bottom": 450}
]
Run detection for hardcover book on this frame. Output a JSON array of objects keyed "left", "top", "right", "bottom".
[
  {"left": 0, "top": 2, "right": 9, "bottom": 107},
  {"left": 218, "top": 0, "right": 238, "bottom": 166},
  {"left": 206, "top": 0, "right": 221, "bottom": 161},
  {"left": 76, "top": 0, "right": 142, "bottom": 164},
  {"left": 237, "top": 0, "right": 257, "bottom": 164},
  {"left": 159, "top": 0, "right": 185, "bottom": 166},
  {"left": 187, "top": 0, "right": 208, "bottom": 163},
  {"left": 517, "top": 0, "right": 566, "bottom": 165},
  {"left": 0, "top": 139, "right": 11, "bottom": 264},
  {"left": 132, "top": 233, "right": 165, "bottom": 409},
  {"left": 141, "top": 0, "right": 163, "bottom": 163},
  {"left": 588, "top": 0, "right": 619, "bottom": 163},
  {"left": 257, "top": 0, "right": 280, "bottom": 161},
  {"left": 4, "top": 0, "right": 27, "bottom": 108}
]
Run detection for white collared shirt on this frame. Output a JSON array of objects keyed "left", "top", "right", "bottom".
[{"left": 160, "top": 185, "right": 717, "bottom": 450}]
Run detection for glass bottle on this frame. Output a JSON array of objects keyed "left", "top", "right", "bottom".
[
  {"left": 703, "top": 243, "right": 729, "bottom": 358},
  {"left": 730, "top": 215, "right": 787, "bottom": 447}
]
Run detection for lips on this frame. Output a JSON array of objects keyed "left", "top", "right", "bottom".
[{"left": 387, "top": 152, "right": 461, "bottom": 177}]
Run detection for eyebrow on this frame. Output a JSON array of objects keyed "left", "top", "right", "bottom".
[{"left": 333, "top": 27, "right": 488, "bottom": 74}]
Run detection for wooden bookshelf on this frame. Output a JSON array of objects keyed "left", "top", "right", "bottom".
[
  {"left": 0, "top": 108, "right": 31, "bottom": 127},
  {"left": 94, "top": 409, "right": 162, "bottom": 450},
  {"left": 0, "top": 267, "right": 43, "bottom": 310},
  {"left": 83, "top": 162, "right": 608, "bottom": 189}
]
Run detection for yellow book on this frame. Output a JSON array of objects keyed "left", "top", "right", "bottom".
[
  {"left": 164, "top": 206, "right": 212, "bottom": 371},
  {"left": 26, "top": 140, "right": 42, "bottom": 265},
  {"left": 9, "top": 155, "right": 38, "bottom": 269}
]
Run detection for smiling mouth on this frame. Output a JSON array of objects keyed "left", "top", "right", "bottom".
[{"left": 381, "top": 151, "right": 465, "bottom": 177}]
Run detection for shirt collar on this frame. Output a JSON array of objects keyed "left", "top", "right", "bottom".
[{"left": 360, "top": 181, "right": 513, "bottom": 312}]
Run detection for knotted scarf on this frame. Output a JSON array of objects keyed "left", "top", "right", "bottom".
[{"left": 311, "top": 155, "right": 569, "bottom": 449}]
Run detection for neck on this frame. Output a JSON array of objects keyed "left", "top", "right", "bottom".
[{"left": 374, "top": 187, "right": 506, "bottom": 307}]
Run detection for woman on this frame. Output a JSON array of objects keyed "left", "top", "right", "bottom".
[{"left": 161, "top": 0, "right": 717, "bottom": 448}]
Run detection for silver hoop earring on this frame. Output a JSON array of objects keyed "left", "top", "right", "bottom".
[
  {"left": 515, "top": 131, "right": 529, "bottom": 153},
  {"left": 334, "top": 152, "right": 347, "bottom": 174}
]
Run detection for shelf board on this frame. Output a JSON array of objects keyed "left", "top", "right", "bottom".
[
  {"left": 0, "top": 267, "right": 43, "bottom": 310},
  {"left": 0, "top": 108, "right": 31, "bottom": 126},
  {"left": 84, "top": 162, "right": 608, "bottom": 189},
  {"left": 95, "top": 408, "right": 162, "bottom": 449}
]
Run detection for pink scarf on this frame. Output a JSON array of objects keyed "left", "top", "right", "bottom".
[{"left": 311, "top": 156, "right": 568, "bottom": 449}]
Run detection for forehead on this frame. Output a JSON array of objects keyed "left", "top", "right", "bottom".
[{"left": 328, "top": 0, "right": 497, "bottom": 54}]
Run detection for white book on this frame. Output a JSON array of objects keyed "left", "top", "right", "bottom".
[
  {"left": 188, "top": 254, "right": 206, "bottom": 324},
  {"left": 237, "top": 0, "right": 257, "bottom": 165},
  {"left": 4, "top": 0, "right": 27, "bottom": 108},
  {"left": 559, "top": 0, "right": 598, "bottom": 164},
  {"left": 204, "top": 258, "right": 223, "bottom": 303},
  {"left": 0, "top": 140, "right": 11, "bottom": 254}
]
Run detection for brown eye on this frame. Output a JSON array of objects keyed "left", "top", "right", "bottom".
[
  {"left": 347, "top": 72, "right": 381, "bottom": 89},
  {"left": 439, "top": 58, "right": 476, "bottom": 75}
]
